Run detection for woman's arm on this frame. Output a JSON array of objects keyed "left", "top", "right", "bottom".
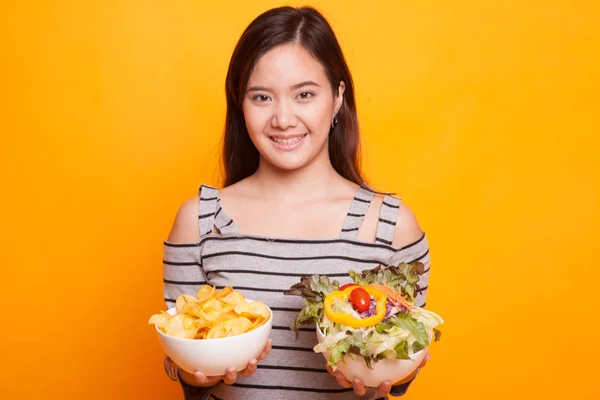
[
  {"left": 161, "top": 196, "right": 273, "bottom": 397},
  {"left": 389, "top": 203, "right": 430, "bottom": 396},
  {"left": 328, "top": 201, "right": 432, "bottom": 398},
  {"left": 163, "top": 197, "right": 216, "bottom": 398},
  {"left": 163, "top": 196, "right": 209, "bottom": 310}
]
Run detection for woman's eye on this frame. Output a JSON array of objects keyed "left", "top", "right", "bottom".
[
  {"left": 297, "top": 92, "right": 314, "bottom": 100},
  {"left": 252, "top": 94, "right": 270, "bottom": 102}
]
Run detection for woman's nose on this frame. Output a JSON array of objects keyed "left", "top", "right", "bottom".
[{"left": 271, "top": 100, "right": 298, "bottom": 130}]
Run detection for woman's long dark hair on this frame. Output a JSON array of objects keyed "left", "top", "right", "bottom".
[{"left": 222, "top": 6, "right": 365, "bottom": 188}]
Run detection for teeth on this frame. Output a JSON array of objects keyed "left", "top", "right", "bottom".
[{"left": 272, "top": 135, "right": 305, "bottom": 145}]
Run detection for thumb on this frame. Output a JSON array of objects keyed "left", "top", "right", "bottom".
[{"left": 193, "top": 371, "right": 223, "bottom": 385}]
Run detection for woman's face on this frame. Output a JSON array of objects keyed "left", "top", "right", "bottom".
[{"left": 242, "top": 43, "right": 345, "bottom": 172}]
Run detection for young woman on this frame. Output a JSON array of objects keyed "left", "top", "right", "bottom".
[{"left": 162, "top": 6, "right": 431, "bottom": 400}]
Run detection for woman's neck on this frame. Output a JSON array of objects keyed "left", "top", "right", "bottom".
[{"left": 249, "top": 156, "right": 346, "bottom": 203}]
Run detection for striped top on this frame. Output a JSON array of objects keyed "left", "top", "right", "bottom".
[{"left": 163, "top": 184, "right": 430, "bottom": 400}]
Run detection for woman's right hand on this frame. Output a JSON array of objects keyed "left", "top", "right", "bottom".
[{"left": 166, "top": 339, "right": 272, "bottom": 387}]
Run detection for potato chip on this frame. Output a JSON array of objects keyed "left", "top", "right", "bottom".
[
  {"left": 201, "top": 298, "right": 223, "bottom": 312},
  {"left": 206, "top": 323, "right": 229, "bottom": 339},
  {"left": 220, "top": 291, "right": 245, "bottom": 306},
  {"left": 189, "top": 316, "right": 206, "bottom": 330},
  {"left": 180, "top": 302, "right": 199, "bottom": 318},
  {"left": 199, "top": 310, "right": 220, "bottom": 323},
  {"left": 148, "top": 285, "right": 270, "bottom": 340},
  {"left": 195, "top": 329, "right": 209, "bottom": 339},
  {"left": 233, "top": 300, "right": 250, "bottom": 314},
  {"left": 196, "top": 285, "right": 216, "bottom": 303},
  {"left": 164, "top": 314, "right": 199, "bottom": 339},
  {"left": 249, "top": 316, "right": 267, "bottom": 329},
  {"left": 184, "top": 303, "right": 209, "bottom": 321},
  {"left": 148, "top": 311, "right": 170, "bottom": 329},
  {"left": 176, "top": 294, "right": 198, "bottom": 314},
  {"left": 201, "top": 298, "right": 227, "bottom": 322},
  {"left": 215, "top": 286, "right": 233, "bottom": 298},
  {"left": 242, "top": 301, "right": 270, "bottom": 320},
  {"left": 224, "top": 317, "right": 252, "bottom": 336}
]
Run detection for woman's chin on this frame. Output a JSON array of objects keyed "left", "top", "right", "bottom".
[
  {"left": 268, "top": 158, "right": 312, "bottom": 172},
  {"left": 257, "top": 149, "right": 318, "bottom": 172},
  {"left": 257, "top": 141, "right": 329, "bottom": 173}
]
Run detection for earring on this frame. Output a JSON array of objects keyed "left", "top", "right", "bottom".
[{"left": 331, "top": 115, "right": 339, "bottom": 128}]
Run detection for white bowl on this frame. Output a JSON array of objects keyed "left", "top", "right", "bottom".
[
  {"left": 316, "top": 324, "right": 427, "bottom": 387},
  {"left": 156, "top": 301, "right": 272, "bottom": 376}
]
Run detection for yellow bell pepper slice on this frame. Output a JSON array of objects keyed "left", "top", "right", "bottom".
[{"left": 324, "top": 286, "right": 387, "bottom": 328}]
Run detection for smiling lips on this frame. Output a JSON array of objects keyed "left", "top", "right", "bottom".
[{"left": 270, "top": 134, "right": 308, "bottom": 149}]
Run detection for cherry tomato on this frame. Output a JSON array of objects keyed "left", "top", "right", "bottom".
[
  {"left": 349, "top": 287, "right": 371, "bottom": 312},
  {"left": 340, "top": 283, "right": 358, "bottom": 291}
]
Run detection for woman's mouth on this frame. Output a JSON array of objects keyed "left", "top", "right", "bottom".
[{"left": 270, "top": 134, "right": 308, "bottom": 150}]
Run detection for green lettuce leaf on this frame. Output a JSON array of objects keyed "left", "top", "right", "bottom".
[
  {"left": 284, "top": 275, "right": 339, "bottom": 302},
  {"left": 332, "top": 297, "right": 361, "bottom": 319},
  {"left": 348, "top": 262, "right": 425, "bottom": 303},
  {"left": 285, "top": 269, "right": 444, "bottom": 369},
  {"left": 375, "top": 321, "right": 392, "bottom": 334},
  {"left": 394, "top": 341, "right": 410, "bottom": 359},
  {"left": 314, "top": 330, "right": 349, "bottom": 354},
  {"left": 309, "top": 275, "right": 340, "bottom": 297},
  {"left": 348, "top": 270, "right": 370, "bottom": 286},
  {"left": 284, "top": 275, "right": 340, "bottom": 337},
  {"left": 289, "top": 300, "right": 322, "bottom": 338},
  {"left": 387, "top": 313, "right": 430, "bottom": 349},
  {"left": 412, "top": 341, "right": 427, "bottom": 354},
  {"left": 410, "top": 306, "right": 444, "bottom": 333},
  {"left": 363, "top": 326, "right": 411, "bottom": 359},
  {"left": 328, "top": 336, "right": 352, "bottom": 369}
]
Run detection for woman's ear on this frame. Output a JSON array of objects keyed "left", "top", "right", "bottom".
[{"left": 334, "top": 81, "right": 346, "bottom": 115}]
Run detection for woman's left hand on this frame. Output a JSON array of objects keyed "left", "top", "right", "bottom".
[{"left": 325, "top": 353, "right": 431, "bottom": 399}]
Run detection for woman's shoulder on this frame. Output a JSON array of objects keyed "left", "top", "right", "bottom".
[
  {"left": 166, "top": 181, "right": 245, "bottom": 244},
  {"left": 369, "top": 191, "right": 424, "bottom": 249},
  {"left": 166, "top": 195, "right": 201, "bottom": 244},
  {"left": 392, "top": 201, "right": 424, "bottom": 248}
]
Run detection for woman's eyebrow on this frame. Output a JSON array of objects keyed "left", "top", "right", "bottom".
[
  {"left": 247, "top": 85, "right": 271, "bottom": 93},
  {"left": 291, "top": 80, "right": 321, "bottom": 89},
  {"left": 246, "top": 81, "right": 321, "bottom": 93}
]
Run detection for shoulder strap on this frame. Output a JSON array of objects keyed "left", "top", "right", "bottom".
[
  {"left": 214, "top": 189, "right": 240, "bottom": 235},
  {"left": 340, "top": 186, "right": 376, "bottom": 239},
  {"left": 197, "top": 184, "right": 219, "bottom": 237},
  {"left": 375, "top": 195, "right": 402, "bottom": 245}
]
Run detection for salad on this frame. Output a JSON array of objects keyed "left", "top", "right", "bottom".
[{"left": 284, "top": 262, "right": 443, "bottom": 370}]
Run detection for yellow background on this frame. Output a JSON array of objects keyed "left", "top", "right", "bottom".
[{"left": 2, "top": 1, "right": 599, "bottom": 399}]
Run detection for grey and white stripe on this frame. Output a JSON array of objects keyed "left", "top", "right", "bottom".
[
  {"left": 163, "top": 184, "right": 430, "bottom": 400},
  {"left": 375, "top": 196, "right": 401, "bottom": 245},
  {"left": 340, "top": 187, "right": 375, "bottom": 238}
]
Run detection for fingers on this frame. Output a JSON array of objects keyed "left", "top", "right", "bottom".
[
  {"left": 376, "top": 380, "right": 392, "bottom": 398},
  {"left": 222, "top": 367, "right": 238, "bottom": 385},
  {"left": 236, "top": 340, "right": 271, "bottom": 380},
  {"left": 238, "top": 340, "right": 272, "bottom": 379},
  {"left": 257, "top": 339, "right": 272, "bottom": 361},
  {"left": 239, "top": 359, "right": 258, "bottom": 377},
  {"left": 325, "top": 365, "right": 352, "bottom": 389},
  {"left": 335, "top": 372, "right": 352, "bottom": 388},
  {"left": 191, "top": 371, "right": 223, "bottom": 386},
  {"left": 325, "top": 365, "right": 352, "bottom": 388},
  {"left": 325, "top": 365, "right": 335, "bottom": 376},
  {"left": 325, "top": 365, "right": 368, "bottom": 396},
  {"left": 352, "top": 377, "right": 367, "bottom": 396}
]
